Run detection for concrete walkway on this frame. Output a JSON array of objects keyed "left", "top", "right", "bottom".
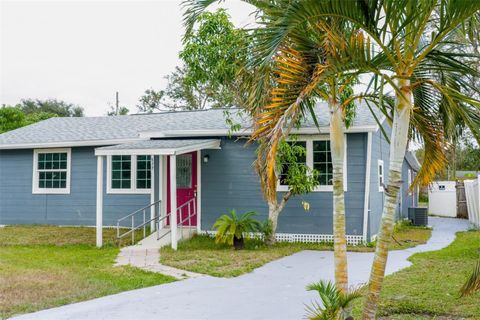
[
  {"left": 115, "top": 246, "right": 203, "bottom": 279},
  {"left": 12, "top": 217, "right": 469, "bottom": 320}
]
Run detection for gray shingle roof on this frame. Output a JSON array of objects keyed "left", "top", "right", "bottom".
[{"left": 0, "top": 102, "right": 384, "bottom": 149}]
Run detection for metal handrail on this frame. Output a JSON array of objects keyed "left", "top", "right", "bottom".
[
  {"left": 116, "top": 199, "right": 162, "bottom": 244},
  {"left": 157, "top": 197, "right": 197, "bottom": 241}
]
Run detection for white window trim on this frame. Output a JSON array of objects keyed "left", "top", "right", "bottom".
[
  {"left": 32, "top": 148, "right": 71, "bottom": 194},
  {"left": 378, "top": 159, "right": 384, "bottom": 192},
  {"left": 106, "top": 155, "right": 152, "bottom": 194},
  {"left": 277, "top": 135, "right": 348, "bottom": 193}
]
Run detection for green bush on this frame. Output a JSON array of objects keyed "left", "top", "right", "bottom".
[{"left": 212, "top": 210, "right": 261, "bottom": 249}]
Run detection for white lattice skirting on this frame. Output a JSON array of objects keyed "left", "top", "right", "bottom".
[{"left": 203, "top": 231, "right": 365, "bottom": 245}]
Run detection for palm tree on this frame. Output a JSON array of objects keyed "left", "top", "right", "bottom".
[
  {"left": 306, "top": 280, "right": 362, "bottom": 320},
  {"left": 185, "top": 0, "right": 363, "bottom": 294},
  {"left": 185, "top": 0, "right": 480, "bottom": 317},
  {"left": 239, "top": 1, "right": 480, "bottom": 318}
]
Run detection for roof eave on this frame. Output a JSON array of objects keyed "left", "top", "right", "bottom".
[
  {"left": 0, "top": 138, "right": 147, "bottom": 150},
  {"left": 94, "top": 140, "right": 221, "bottom": 156},
  {"left": 139, "top": 125, "right": 380, "bottom": 139}
]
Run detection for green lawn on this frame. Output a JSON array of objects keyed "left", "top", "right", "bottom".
[
  {"left": 352, "top": 230, "right": 480, "bottom": 319},
  {"left": 160, "top": 225, "right": 431, "bottom": 278},
  {"left": 0, "top": 225, "right": 175, "bottom": 319}
]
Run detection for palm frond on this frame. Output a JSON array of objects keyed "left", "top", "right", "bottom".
[{"left": 460, "top": 259, "right": 480, "bottom": 297}]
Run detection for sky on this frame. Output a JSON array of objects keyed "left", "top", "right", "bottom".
[{"left": 0, "top": 0, "right": 256, "bottom": 116}]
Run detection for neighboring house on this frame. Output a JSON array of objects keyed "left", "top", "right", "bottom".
[{"left": 0, "top": 103, "right": 419, "bottom": 247}]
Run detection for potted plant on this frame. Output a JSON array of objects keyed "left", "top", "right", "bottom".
[{"left": 212, "top": 210, "right": 261, "bottom": 249}]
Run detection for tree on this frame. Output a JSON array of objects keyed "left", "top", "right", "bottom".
[
  {"left": 185, "top": 1, "right": 368, "bottom": 297},
  {"left": 0, "top": 106, "right": 57, "bottom": 133},
  {"left": 136, "top": 89, "right": 167, "bottom": 113},
  {"left": 19, "top": 99, "right": 84, "bottom": 117},
  {"left": 138, "top": 9, "right": 247, "bottom": 113},
  {"left": 256, "top": 2, "right": 480, "bottom": 318},
  {"left": 185, "top": 1, "right": 480, "bottom": 318},
  {"left": 106, "top": 105, "right": 129, "bottom": 116}
]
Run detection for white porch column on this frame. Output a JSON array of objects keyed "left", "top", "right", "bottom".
[
  {"left": 150, "top": 155, "right": 156, "bottom": 231},
  {"left": 170, "top": 154, "right": 178, "bottom": 250},
  {"left": 160, "top": 155, "right": 167, "bottom": 229},
  {"left": 196, "top": 151, "right": 202, "bottom": 234},
  {"left": 96, "top": 155, "right": 104, "bottom": 248}
]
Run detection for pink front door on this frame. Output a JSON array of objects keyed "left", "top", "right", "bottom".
[{"left": 166, "top": 151, "right": 197, "bottom": 226}]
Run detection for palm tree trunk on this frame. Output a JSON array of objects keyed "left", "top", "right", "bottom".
[
  {"left": 362, "top": 79, "right": 412, "bottom": 319},
  {"left": 330, "top": 101, "right": 348, "bottom": 294}
]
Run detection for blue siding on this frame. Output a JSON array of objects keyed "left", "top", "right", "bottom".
[
  {"left": 368, "top": 123, "right": 418, "bottom": 240},
  {"left": 201, "top": 134, "right": 367, "bottom": 235},
  {"left": 368, "top": 124, "right": 391, "bottom": 239},
  {"left": 0, "top": 147, "right": 149, "bottom": 226},
  {"left": 400, "top": 160, "right": 418, "bottom": 218}
]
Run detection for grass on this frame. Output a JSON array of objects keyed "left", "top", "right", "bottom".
[
  {"left": 0, "top": 225, "right": 176, "bottom": 319},
  {"left": 351, "top": 230, "right": 480, "bottom": 319},
  {"left": 160, "top": 224, "right": 431, "bottom": 278}
]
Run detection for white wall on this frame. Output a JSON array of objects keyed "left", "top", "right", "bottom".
[{"left": 428, "top": 181, "right": 457, "bottom": 217}]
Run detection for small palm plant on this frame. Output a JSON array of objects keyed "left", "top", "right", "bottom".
[
  {"left": 306, "top": 281, "right": 362, "bottom": 320},
  {"left": 212, "top": 210, "right": 261, "bottom": 250},
  {"left": 460, "top": 259, "right": 480, "bottom": 297}
]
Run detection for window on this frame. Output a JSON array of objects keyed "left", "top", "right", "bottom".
[
  {"left": 111, "top": 155, "right": 131, "bottom": 189},
  {"left": 107, "top": 155, "right": 151, "bottom": 194},
  {"left": 177, "top": 154, "right": 192, "bottom": 188},
  {"left": 33, "top": 148, "right": 71, "bottom": 194},
  {"left": 277, "top": 136, "right": 346, "bottom": 192},
  {"left": 136, "top": 156, "right": 151, "bottom": 189},
  {"left": 378, "top": 159, "right": 384, "bottom": 192},
  {"left": 313, "top": 140, "right": 333, "bottom": 186}
]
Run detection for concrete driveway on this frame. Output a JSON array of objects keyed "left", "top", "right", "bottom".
[{"left": 13, "top": 217, "right": 469, "bottom": 320}]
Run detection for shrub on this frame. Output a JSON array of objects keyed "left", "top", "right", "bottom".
[{"left": 212, "top": 210, "right": 261, "bottom": 250}]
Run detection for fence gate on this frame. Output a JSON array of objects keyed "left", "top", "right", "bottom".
[{"left": 456, "top": 180, "right": 468, "bottom": 219}]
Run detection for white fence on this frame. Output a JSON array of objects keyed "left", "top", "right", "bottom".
[{"left": 464, "top": 175, "right": 480, "bottom": 228}]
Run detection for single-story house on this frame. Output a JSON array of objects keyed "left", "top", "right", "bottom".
[{"left": 0, "top": 103, "right": 420, "bottom": 247}]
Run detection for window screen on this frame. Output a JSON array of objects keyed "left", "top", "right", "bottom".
[{"left": 111, "top": 155, "right": 131, "bottom": 189}]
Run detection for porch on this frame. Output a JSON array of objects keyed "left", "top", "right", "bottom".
[{"left": 94, "top": 139, "right": 221, "bottom": 249}]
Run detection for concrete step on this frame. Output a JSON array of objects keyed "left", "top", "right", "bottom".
[{"left": 136, "top": 226, "right": 197, "bottom": 249}]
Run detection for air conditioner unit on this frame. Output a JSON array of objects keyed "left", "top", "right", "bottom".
[{"left": 408, "top": 207, "right": 428, "bottom": 226}]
